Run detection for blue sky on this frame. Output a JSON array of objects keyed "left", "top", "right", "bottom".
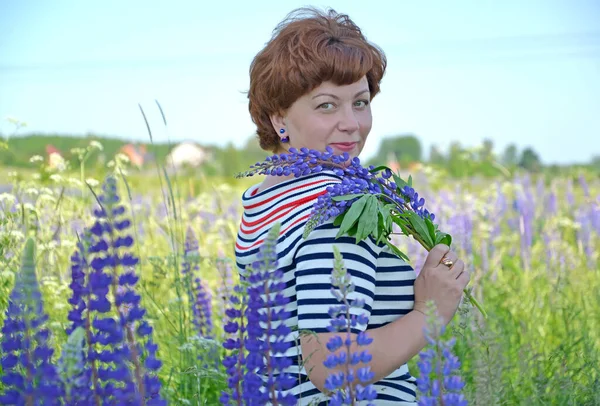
[{"left": 1, "top": 0, "right": 599, "bottom": 164}]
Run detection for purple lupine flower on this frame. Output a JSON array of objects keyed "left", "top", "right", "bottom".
[
  {"left": 215, "top": 250, "right": 235, "bottom": 341},
  {"left": 566, "top": 179, "right": 575, "bottom": 207},
  {"left": 65, "top": 176, "right": 166, "bottom": 405},
  {"left": 0, "top": 238, "right": 66, "bottom": 405},
  {"left": 192, "top": 277, "right": 213, "bottom": 338},
  {"left": 58, "top": 326, "right": 92, "bottom": 405},
  {"left": 237, "top": 146, "right": 434, "bottom": 240},
  {"left": 322, "top": 246, "right": 377, "bottom": 405},
  {"left": 183, "top": 227, "right": 213, "bottom": 338},
  {"left": 592, "top": 195, "right": 600, "bottom": 236},
  {"left": 221, "top": 286, "right": 248, "bottom": 405},
  {"left": 416, "top": 302, "right": 467, "bottom": 406},
  {"left": 578, "top": 174, "right": 590, "bottom": 198},
  {"left": 221, "top": 222, "right": 296, "bottom": 405}
]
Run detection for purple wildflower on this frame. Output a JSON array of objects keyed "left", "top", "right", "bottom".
[
  {"left": 0, "top": 238, "right": 65, "bottom": 405},
  {"left": 221, "top": 222, "right": 296, "bottom": 405},
  {"left": 66, "top": 176, "right": 166, "bottom": 405},
  {"left": 322, "top": 246, "right": 377, "bottom": 405},
  {"left": 416, "top": 302, "right": 467, "bottom": 406},
  {"left": 220, "top": 285, "right": 248, "bottom": 405},
  {"left": 183, "top": 227, "right": 213, "bottom": 338}
]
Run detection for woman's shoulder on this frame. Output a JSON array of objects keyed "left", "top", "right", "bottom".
[{"left": 241, "top": 170, "right": 341, "bottom": 205}]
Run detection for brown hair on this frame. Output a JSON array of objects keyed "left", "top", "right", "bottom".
[{"left": 248, "top": 7, "right": 387, "bottom": 152}]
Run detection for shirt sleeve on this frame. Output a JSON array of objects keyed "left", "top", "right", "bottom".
[{"left": 293, "top": 221, "right": 382, "bottom": 334}]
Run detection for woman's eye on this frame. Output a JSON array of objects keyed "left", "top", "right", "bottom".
[
  {"left": 354, "top": 100, "right": 369, "bottom": 108},
  {"left": 318, "top": 102, "right": 334, "bottom": 110}
]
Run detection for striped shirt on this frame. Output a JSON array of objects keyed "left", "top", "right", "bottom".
[{"left": 235, "top": 171, "right": 418, "bottom": 405}]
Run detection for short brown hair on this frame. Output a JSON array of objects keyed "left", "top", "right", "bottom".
[{"left": 248, "top": 7, "right": 387, "bottom": 152}]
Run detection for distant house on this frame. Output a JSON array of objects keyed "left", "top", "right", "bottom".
[
  {"left": 166, "top": 142, "right": 208, "bottom": 169},
  {"left": 120, "top": 144, "right": 148, "bottom": 167},
  {"left": 46, "top": 145, "right": 64, "bottom": 170}
]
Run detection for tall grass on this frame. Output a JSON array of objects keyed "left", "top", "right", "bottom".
[{"left": 0, "top": 146, "right": 598, "bottom": 404}]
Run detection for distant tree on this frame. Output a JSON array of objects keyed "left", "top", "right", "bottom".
[
  {"left": 591, "top": 155, "right": 600, "bottom": 172},
  {"left": 479, "top": 138, "right": 495, "bottom": 161},
  {"left": 518, "top": 147, "right": 542, "bottom": 172},
  {"left": 372, "top": 134, "right": 422, "bottom": 165},
  {"left": 501, "top": 144, "right": 519, "bottom": 167},
  {"left": 428, "top": 144, "right": 446, "bottom": 165}
]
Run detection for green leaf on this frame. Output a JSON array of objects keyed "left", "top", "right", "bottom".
[
  {"left": 435, "top": 233, "right": 453, "bottom": 247},
  {"left": 407, "top": 212, "right": 434, "bottom": 249},
  {"left": 331, "top": 193, "right": 363, "bottom": 202},
  {"left": 355, "top": 195, "right": 378, "bottom": 243},
  {"left": 392, "top": 174, "right": 408, "bottom": 190},
  {"left": 368, "top": 164, "right": 394, "bottom": 174},
  {"left": 333, "top": 212, "right": 346, "bottom": 227},
  {"left": 408, "top": 175, "right": 413, "bottom": 187},
  {"left": 425, "top": 218, "right": 437, "bottom": 245},
  {"left": 336, "top": 195, "right": 369, "bottom": 238},
  {"left": 384, "top": 240, "right": 411, "bottom": 262},
  {"left": 390, "top": 214, "right": 412, "bottom": 236}
]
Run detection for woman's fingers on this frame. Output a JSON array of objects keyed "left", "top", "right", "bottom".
[
  {"left": 448, "top": 259, "right": 464, "bottom": 279},
  {"left": 423, "top": 244, "right": 450, "bottom": 269},
  {"left": 457, "top": 268, "right": 471, "bottom": 288}
]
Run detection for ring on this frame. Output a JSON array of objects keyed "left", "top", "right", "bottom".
[{"left": 441, "top": 257, "right": 454, "bottom": 268}]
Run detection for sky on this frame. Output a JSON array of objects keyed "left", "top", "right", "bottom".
[{"left": 1, "top": 0, "right": 599, "bottom": 164}]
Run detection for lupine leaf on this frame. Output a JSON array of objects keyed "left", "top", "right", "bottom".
[
  {"left": 435, "top": 232, "right": 452, "bottom": 247},
  {"left": 425, "top": 218, "right": 437, "bottom": 246},
  {"left": 336, "top": 195, "right": 369, "bottom": 238},
  {"left": 368, "top": 164, "right": 394, "bottom": 174},
  {"left": 392, "top": 173, "right": 409, "bottom": 190},
  {"left": 333, "top": 212, "right": 346, "bottom": 227},
  {"left": 331, "top": 194, "right": 363, "bottom": 202},
  {"left": 384, "top": 240, "right": 411, "bottom": 262},
  {"left": 407, "top": 212, "right": 434, "bottom": 248},
  {"left": 355, "top": 195, "right": 378, "bottom": 243}
]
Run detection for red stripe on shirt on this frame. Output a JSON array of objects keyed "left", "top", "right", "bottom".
[
  {"left": 235, "top": 213, "right": 311, "bottom": 251},
  {"left": 241, "top": 190, "right": 326, "bottom": 228},
  {"left": 243, "top": 179, "right": 333, "bottom": 210}
]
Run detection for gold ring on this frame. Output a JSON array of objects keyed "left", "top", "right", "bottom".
[{"left": 441, "top": 257, "right": 454, "bottom": 268}]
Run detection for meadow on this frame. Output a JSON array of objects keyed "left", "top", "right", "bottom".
[{"left": 0, "top": 143, "right": 599, "bottom": 405}]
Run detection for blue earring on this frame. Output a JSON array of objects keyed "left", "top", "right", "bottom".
[{"left": 280, "top": 128, "right": 289, "bottom": 143}]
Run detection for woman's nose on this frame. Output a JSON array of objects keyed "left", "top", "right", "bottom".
[{"left": 337, "top": 106, "right": 360, "bottom": 133}]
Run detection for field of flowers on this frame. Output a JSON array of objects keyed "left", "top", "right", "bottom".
[{"left": 0, "top": 145, "right": 599, "bottom": 405}]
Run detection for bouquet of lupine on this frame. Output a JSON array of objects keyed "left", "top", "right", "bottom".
[{"left": 237, "top": 146, "right": 486, "bottom": 318}]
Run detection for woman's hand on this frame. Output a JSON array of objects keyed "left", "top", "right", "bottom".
[{"left": 413, "top": 244, "right": 470, "bottom": 325}]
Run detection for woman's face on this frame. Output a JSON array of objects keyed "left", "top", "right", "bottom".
[{"left": 270, "top": 76, "right": 372, "bottom": 159}]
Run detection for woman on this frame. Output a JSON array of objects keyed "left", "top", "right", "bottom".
[{"left": 235, "top": 7, "right": 470, "bottom": 405}]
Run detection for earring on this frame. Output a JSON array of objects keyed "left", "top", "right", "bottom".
[{"left": 280, "top": 128, "right": 289, "bottom": 143}]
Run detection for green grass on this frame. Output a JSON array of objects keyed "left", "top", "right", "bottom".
[{"left": 0, "top": 159, "right": 599, "bottom": 405}]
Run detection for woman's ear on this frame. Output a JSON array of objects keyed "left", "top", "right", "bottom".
[{"left": 269, "top": 112, "right": 286, "bottom": 135}]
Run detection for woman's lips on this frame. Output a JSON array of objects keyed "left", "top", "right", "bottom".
[{"left": 330, "top": 142, "right": 357, "bottom": 152}]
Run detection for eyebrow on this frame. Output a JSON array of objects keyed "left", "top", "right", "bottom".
[{"left": 312, "top": 89, "right": 370, "bottom": 100}]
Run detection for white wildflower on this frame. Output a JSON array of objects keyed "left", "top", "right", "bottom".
[
  {"left": 0, "top": 193, "right": 16, "bottom": 204},
  {"left": 88, "top": 140, "right": 103, "bottom": 151},
  {"left": 67, "top": 178, "right": 83, "bottom": 187},
  {"left": 49, "top": 174, "right": 63, "bottom": 183},
  {"left": 29, "top": 155, "right": 44, "bottom": 163},
  {"left": 24, "top": 188, "right": 39, "bottom": 196},
  {"left": 9, "top": 230, "right": 24, "bottom": 239},
  {"left": 23, "top": 203, "right": 36, "bottom": 212},
  {"left": 85, "top": 178, "right": 99, "bottom": 187}
]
